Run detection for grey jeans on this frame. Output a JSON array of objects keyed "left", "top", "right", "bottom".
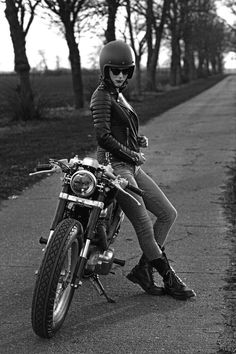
[{"left": 112, "top": 162, "right": 177, "bottom": 261}]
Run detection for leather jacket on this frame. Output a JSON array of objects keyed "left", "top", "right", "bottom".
[{"left": 90, "top": 80, "right": 140, "bottom": 165}]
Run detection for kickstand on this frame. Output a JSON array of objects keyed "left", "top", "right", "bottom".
[{"left": 89, "top": 274, "right": 115, "bottom": 303}]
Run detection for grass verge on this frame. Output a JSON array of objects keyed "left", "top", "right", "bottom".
[{"left": 0, "top": 74, "right": 226, "bottom": 202}]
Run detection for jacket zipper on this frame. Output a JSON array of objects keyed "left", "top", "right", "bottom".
[{"left": 126, "top": 127, "right": 130, "bottom": 147}]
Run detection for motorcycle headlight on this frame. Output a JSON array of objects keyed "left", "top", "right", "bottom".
[{"left": 70, "top": 170, "right": 97, "bottom": 197}]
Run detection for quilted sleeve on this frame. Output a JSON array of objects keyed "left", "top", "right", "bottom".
[{"left": 90, "top": 88, "right": 138, "bottom": 164}]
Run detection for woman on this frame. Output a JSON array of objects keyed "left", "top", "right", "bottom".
[{"left": 90, "top": 40, "right": 195, "bottom": 300}]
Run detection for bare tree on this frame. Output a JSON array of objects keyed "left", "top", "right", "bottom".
[
  {"left": 124, "top": 0, "right": 146, "bottom": 94},
  {"left": 224, "top": 0, "right": 236, "bottom": 47},
  {"left": 166, "top": 0, "right": 183, "bottom": 86},
  {"left": 191, "top": 0, "right": 224, "bottom": 77},
  {"left": 105, "top": 0, "right": 121, "bottom": 42},
  {"left": 224, "top": 0, "right": 236, "bottom": 16},
  {"left": 38, "top": 50, "right": 48, "bottom": 71},
  {"left": 87, "top": 0, "right": 121, "bottom": 43},
  {"left": 43, "top": 0, "right": 88, "bottom": 108},
  {"left": 166, "top": 0, "right": 225, "bottom": 84},
  {"left": 4, "top": 0, "right": 41, "bottom": 120},
  {"left": 207, "top": 19, "right": 225, "bottom": 74},
  {"left": 181, "top": 0, "right": 197, "bottom": 82},
  {"left": 146, "top": 0, "right": 170, "bottom": 90}
]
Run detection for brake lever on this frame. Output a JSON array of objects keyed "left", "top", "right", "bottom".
[{"left": 29, "top": 166, "right": 59, "bottom": 176}]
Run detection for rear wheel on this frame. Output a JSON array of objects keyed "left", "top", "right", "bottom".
[{"left": 31, "top": 218, "right": 83, "bottom": 338}]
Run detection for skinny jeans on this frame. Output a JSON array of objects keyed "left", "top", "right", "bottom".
[{"left": 112, "top": 162, "right": 177, "bottom": 261}]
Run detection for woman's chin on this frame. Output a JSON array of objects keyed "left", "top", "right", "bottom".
[{"left": 114, "top": 82, "right": 124, "bottom": 87}]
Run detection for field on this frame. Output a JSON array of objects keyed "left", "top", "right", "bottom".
[
  {"left": 0, "top": 70, "right": 226, "bottom": 202},
  {"left": 0, "top": 68, "right": 172, "bottom": 116}
]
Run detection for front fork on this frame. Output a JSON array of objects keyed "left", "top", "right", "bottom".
[
  {"left": 39, "top": 183, "right": 69, "bottom": 247},
  {"left": 71, "top": 196, "right": 104, "bottom": 288}
]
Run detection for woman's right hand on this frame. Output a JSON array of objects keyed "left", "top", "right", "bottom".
[{"left": 133, "top": 152, "right": 146, "bottom": 165}]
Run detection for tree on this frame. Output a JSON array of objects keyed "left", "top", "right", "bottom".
[
  {"left": 146, "top": 0, "right": 170, "bottom": 90},
  {"left": 80, "top": 0, "right": 121, "bottom": 44},
  {"left": 4, "top": 0, "right": 41, "bottom": 120},
  {"left": 192, "top": 1, "right": 225, "bottom": 77},
  {"left": 167, "top": 0, "right": 183, "bottom": 85},
  {"left": 165, "top": 0, "right": 225, "bottom": 84},
  {"left": 43, "top": 0, "right": 88, "bottom": 108},
  {"left": 224, "top": 0, "right": 236, "bottom": 47},
  {"left": 105, "top": 0, "right": 121, "bottom": 42},
  {"left": 225, "top": 0, "right": 236, "bottom": 17},
  {"left": 38, "top": 50, "right": 48, "bottom": 71},
  {"left": 181, "top": 0, "right": 197, "bottom": 82},
  {"left": 124, "top": 0, "right": 146, "bottom": 94}
]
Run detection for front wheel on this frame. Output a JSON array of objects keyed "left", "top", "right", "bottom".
[{"left": 31, "top": 218, "right": 83, "bottom": 338}]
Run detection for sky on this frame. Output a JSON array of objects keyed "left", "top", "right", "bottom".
[{"left": 0, "top": 3, "right": 236, "bottom": 73}]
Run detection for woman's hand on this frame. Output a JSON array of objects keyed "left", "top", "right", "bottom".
[
  {"left": 138, "top": 135, "right": 149, "bottom": 148},
  {"left": 133, "top": 152, "right": 146, "bottom": 165}
]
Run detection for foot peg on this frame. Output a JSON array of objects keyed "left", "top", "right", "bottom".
[
  {"left": 39, "top": 237, "right": 47, "bottom": 245},
  {"left": 113, "top": 258, "right": 125, "bottom": 266}
]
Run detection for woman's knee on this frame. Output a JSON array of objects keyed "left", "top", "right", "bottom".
[
  {"left": 170, "top": 206, "right": 178, "bottom": 224},
  {"left": 160, "top": 205, "right": 177, "bottom": 225}
]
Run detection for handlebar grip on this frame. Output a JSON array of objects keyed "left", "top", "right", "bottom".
[
  {"left": 126, "top": 183, "right": 144, "bottom": 196},
  {"left": 35, "top": 164, "right": 52, "bottom": 171}
]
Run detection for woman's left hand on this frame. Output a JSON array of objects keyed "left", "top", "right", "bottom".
[
  {"left": 138, "top": 135, "right": 148, "bottom": 148},
  {"left": 134, "top": 152, "right": 146, "bottom": 165}
]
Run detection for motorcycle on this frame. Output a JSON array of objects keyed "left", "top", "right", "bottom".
[{"left": 30, "top": 155, "right": 143, "bottom": 338}]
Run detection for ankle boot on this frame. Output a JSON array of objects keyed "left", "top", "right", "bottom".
[
  {"left": 126, "top": 254, "right": 164, "bottom": 296},
  {"left": 150, "top": 252, "right": 196, "bottom": 300}
]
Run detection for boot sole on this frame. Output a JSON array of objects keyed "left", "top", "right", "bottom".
[
  {"left": 126, "top": 273, "right": 165, "bottom": 296},
  {"left": 165, "top": 288, "right": 196, "bottom": 300}
]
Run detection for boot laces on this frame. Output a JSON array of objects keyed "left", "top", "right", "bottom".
[{"left": 167, "top": 268, "right": 186, "bottom": 287}]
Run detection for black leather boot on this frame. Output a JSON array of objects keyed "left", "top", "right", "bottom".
[
  {"left": 150, "top": 252, "right": 196, "bottom": 300},
  {"left": 126, "top": 254, "right": 165, "bottom": 295}
]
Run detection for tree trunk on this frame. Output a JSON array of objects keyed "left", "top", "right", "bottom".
[
  {"left": 170, "top": 35, "right": 181, "bottom": 86},
  {"left": 64, "top": 24, "right": 84, "bottom": 109},
  {"left": 146, "top": 58, "right": 157, "bottom": 91},
  {"left": 183, "top": 40, "right": 197, "bottom": 82},
  {"left": 125, "top": 0, "right": 142, "bottom": 94},
  {"left": 197, "top": 51, "right": 205, "bottom": 78},
  {"left": 206, "top": 55, "right": 210, "bottom": 76},
  {"left": 135, "top": 59, "right": 142, "bottom": 96},
  {"left": 217, "top": 53, "right": 223, "bottom": 74},
  {"left": 146, "top": 0, "right": 169, "bottom": 91},
  {"left": 210, "top": 56, "right": 217, "bottom": 74},
  {"left": 146, "top": 0, "right": 153, "bottom": 69},
  {"left": 105, "top": 0, "right": 119, "bottom": 42},
  {"left": 5, "top": 0, "right": 35, "bottom": 120}
]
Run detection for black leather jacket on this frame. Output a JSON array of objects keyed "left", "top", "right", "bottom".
[{"left": 90, "top": 80, "right": 140, "bottom": 165}]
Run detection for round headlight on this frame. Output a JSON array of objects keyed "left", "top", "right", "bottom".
[{"left": 70, "top": 170, "right": 97, "bottom": 197}]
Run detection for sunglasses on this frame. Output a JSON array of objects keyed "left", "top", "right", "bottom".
[{"left": 110, "top": 67, "right": 129, "bottom": 76}]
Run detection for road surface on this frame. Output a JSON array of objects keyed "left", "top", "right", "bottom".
[{"left": 0, "top": 75, "right": 235, "bottom": 353}]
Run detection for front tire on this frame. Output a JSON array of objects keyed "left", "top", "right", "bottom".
[{"left": 31, "top": 218, "right": 83, "bottom": 338}]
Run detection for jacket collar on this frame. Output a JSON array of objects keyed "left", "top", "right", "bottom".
[{"left": 99, "top": 78, "right": 137, "bottom": 117}]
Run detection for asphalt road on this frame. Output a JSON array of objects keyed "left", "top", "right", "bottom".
[{"left": 0, "top": 76, "right": 235, "bottom": 354}]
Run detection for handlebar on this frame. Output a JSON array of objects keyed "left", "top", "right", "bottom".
[
  {"left": 35, "top": 164, "right": 52, "bottom": 171},
  {"left": 29, "top": 159, "right": 69, "bottom": 176},
  {"left": 126, "top": 183, "right": 143, "bottom": 196},
  {"left": 29, "top": 158, "right": 143, "bottom": 198},
  {"left": 103, "top": 168, "right": 143, "bottom": 196}
]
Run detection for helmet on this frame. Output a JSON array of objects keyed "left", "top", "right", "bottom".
[{"left": 99, "top": 40, "right": 135, "bottom": 79}]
